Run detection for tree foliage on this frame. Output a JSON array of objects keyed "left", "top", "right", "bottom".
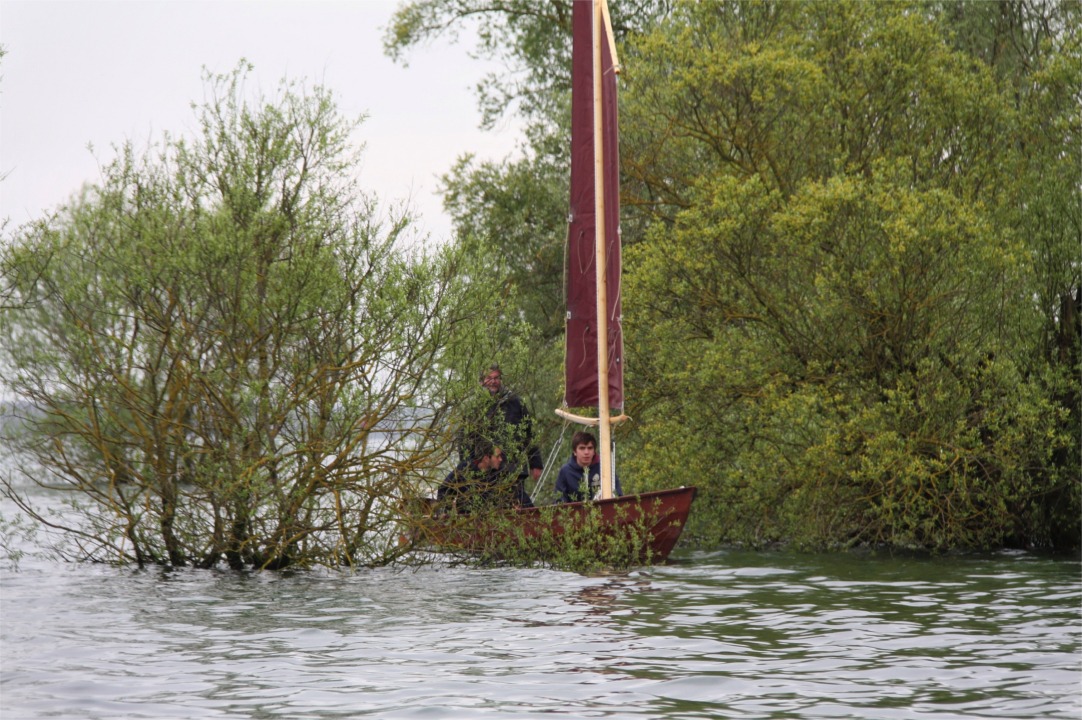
[
  {"left": 618, "top": 0, "right": 1080, "bottom": 550},
  {"left": 0, "top": 65, "right": 507, "bottom": 569},
  {"left": 384, "top": 0, "right": 669, "bottom": 132}
]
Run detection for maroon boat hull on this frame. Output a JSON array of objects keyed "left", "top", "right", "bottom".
[{"left": 413, "top": 486, "right": 697, "bottom": 564}]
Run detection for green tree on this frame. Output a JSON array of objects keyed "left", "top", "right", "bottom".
[
  {"left": 618, "top": 0, "right": 1079, "bottom": 550},
  {"left": 936, "top": 1, "right": 1082, "bottom": 529},
  {"left": 0, "top": 65, "right": 502, "bottom": 569},
  {"left": 385, "top": 0, "right": 668, "bottom": 131}
]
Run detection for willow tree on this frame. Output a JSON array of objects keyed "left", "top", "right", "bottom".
[
  {"left": 0, "top": 65, "right": 493, "bottom": 569},
  {"left": 617, "top": 0, "right": 1080, "bottom": 550}
]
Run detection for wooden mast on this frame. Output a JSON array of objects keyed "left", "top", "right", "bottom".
[{"left": 592, "top": 0, "right": 614, "bottom": 500}]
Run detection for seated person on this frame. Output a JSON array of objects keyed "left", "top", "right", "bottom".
[
  {"left": 438, "top": 437, "right": 532, "bottom": 513},
  {"left": 555, "top": 431, "right": 623, "bottom": 503}
]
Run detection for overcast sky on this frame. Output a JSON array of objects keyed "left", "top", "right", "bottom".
[{"left": 0, "top": 0, "right": 523, "bottom": 241}]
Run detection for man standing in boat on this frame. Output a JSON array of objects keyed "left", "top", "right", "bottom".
[
  {"left": 480, "top": 364, "right": 541, "bottom": 505},
  {"left": 556, "top": 431, "right": 623, "bottom": 503}
]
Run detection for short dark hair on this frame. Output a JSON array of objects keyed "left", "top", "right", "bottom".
[
  {"left": 571, "top": 431, "right": 597, "bottom": 449},
  {"left": 463, "top": 434, "right": 496, "bottom": 462}
]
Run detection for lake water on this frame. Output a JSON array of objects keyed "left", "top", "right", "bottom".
[{"left": 2, "top": 540, "right": 1079, "bottom": 719}]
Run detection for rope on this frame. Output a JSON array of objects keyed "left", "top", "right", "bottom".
[{"left": 530, "top": 417, "right": 572, "bottom": 502}]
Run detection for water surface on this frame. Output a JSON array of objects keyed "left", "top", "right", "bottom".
[{"left": 2, "top": 547, "right": 1078, "bottom": 719}]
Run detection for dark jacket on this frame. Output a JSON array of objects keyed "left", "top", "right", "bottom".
[
  {"left": 437, "top": 460, "right": 533, "bottom": 513},
  {"left": 437, "top": 460, "right": 491, "bottom": 509},
  {"left": 555, "top": 456, "right": 623, "bottom": 503},
  {"left": 487, "top": 389, "right": 543, "bottom": 479}
]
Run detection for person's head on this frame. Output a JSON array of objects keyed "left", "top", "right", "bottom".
[
  {"left": 480, "top": 364, "right": 503, "bottom": 395},
  {"left": 465, "top": 435, "right": 502, "bottom": 469},
  {"left": 479, "top": 448, "right": 503, "bottom": 471},
  {"left": 571, "top": 431, "right": 597, "bottom": 468}
]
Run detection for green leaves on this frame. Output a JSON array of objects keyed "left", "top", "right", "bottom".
[
  {"left": 0, "top": 64, "right": 501, "bottom": 569},
  {"left": 619, "top": 0, "right": 1079, "bottom": 550}
]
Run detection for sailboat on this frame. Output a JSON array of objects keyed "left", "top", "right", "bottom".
[{"left": 410, "top": 0, "right": 696, "bottom": 564}]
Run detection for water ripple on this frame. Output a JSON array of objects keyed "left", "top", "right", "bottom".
[{"left": 1, "top": 550, "right": 1078, "bottom": 718}]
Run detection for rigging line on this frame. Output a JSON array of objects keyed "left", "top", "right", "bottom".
[{"left": 531, "top": 417, "right": 572, "bottom": 502}]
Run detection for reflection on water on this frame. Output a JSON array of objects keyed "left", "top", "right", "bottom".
[{"left": 1, "top": 547, "right": 1079, "bottom": 719}]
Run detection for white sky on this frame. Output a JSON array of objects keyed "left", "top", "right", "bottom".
[{"left": 0, "top": 0, "right": 523, "bottom": 241}]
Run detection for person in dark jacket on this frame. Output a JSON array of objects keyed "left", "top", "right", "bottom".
[
  {"left": 479, "top": 365, "right": 540, "bottom": 505},
  {"left": 438, "top": 435, "right": 533, "bottom": 513},
  {"left": 480, "top": 365, "right": 543, "bottom": 480},
  {"left": 437, "top": 437, "right": 504, "bottom": 513},
  {"left": 555, "top": 431, "right": 623, "bottom": 503}
]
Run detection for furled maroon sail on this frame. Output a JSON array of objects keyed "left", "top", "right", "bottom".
[{"left": 565, "top": 0, "right": 623, "bottom": 410}]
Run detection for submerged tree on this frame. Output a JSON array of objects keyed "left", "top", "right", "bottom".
[{"left": 0, "top": 64, "right": 495, "bottom": 569}]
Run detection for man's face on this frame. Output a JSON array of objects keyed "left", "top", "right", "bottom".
[
  {"left": 480, "top": 449, "right": 504, "bottom": 470},
  {"left": 573, "top": 442, "right": 596, "bottom": 468},
  {"left": 481, "top": 370, "right": 502, "bottom": 394}
]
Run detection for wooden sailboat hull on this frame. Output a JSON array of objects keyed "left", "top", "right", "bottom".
[{"left": 410, "top": 486, "right": 697, "bottom": 564}]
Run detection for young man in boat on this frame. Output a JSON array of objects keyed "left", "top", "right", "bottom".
[
  {"left": 438, "top": 436, "right": 532, "bottom": 513},
  {"left": 556, "top": 431, "right": 623, "bottom": 503}
]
